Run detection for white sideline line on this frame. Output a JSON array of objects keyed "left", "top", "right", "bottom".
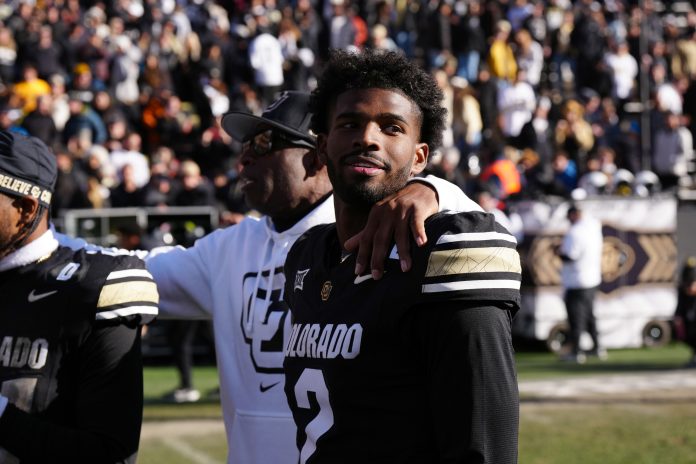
[
  {"left": 518, "top": 371, "right": 696, "bottom": 398},
  {"left": 160, "top": 436, "right": 223, "bottom": 464}
]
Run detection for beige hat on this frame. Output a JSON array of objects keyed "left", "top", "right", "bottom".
[
  {"left": 496, "top": 20, "right": 511, "bottom": 34},
  {"left": 180, "top": 160, "right": 201, "bottom": 178}
]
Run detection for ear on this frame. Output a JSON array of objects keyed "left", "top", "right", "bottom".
[
  {"left": 411, "top": 142, "right": 429, "bottom": 176},
  {"left": 303, "top": 147, "right": 327, "bottom": 177},
  {"left": 15, "top": 196, "right": 40, "bottom": 226}
]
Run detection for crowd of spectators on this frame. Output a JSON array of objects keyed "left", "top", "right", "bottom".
[{"left": 1, "top": 0, "right": 695, "bottom": 228}]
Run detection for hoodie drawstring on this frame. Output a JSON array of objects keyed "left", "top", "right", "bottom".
[
  {"left": 245, "top": 233, "right": 291, "bottom": 334},
  {"left": 246, "top": 233, "right": 272, "bottom": 333}
]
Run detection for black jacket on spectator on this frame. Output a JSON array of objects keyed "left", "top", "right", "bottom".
[
  {"left": 53, "top": 165, "right": 91, "bottom": 213},
  {"left": 110, "top": 184, "right": 144, "bottom": 208},
  {"left": 30, "top": 41, "right": 64, "bottom": 79},
  {"left": 456, "top": 13, "right": 487, "bottom": 56},
  {"left": 22, "top": 110, "right": 58, "bottom": 147},
  {"left": 174, "top": 180, "right": 216, "bottom": 207}
]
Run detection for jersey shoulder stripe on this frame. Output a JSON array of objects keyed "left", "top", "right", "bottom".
[
  {"left": 425, "top": 246, "right": 521, "bottom": 278},
  {"left": 77, "top": 253, "right": 159, "bottom": 324},
  {"left": 435, "top": 231, "right": 518, "bottom": 245},
  {"left": 418, "top": 212, "right": 521, "bottom": 305},
  {"left": 95, "top": 305, "right": 159, "bottom": 321},
  {"left": 422, "top": 279, "right": 521, "bottom": 293},
  {"left": 105, "top": 269, "right": 153, "bottom": 281},
  {"left": 96, "top": 268, "right": 158, "bottom": 323}
]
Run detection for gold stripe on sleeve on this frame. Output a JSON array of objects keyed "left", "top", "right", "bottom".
[
  {"left": 425, "top": 247, "right": 521, "bottom": 277},
  {"left": 97, "top": 281, "right": 159, "bottom": 308}
]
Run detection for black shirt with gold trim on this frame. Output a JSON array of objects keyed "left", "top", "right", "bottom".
[
  {"left": 283, "top": 211, "right": 520, "bottom": 464},
  {"left": 0, "top": 246, "right": 158, "bottom": 463}
]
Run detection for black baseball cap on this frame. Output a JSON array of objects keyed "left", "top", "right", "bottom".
[
  {"left": 0, "top": 130, "right": 57, "bottom": 206},
  {"left": 221, "top": 91, "right": 316, "bottom": 147}
]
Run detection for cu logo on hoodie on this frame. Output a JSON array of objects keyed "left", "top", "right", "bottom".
[{"left": 241, "top": 267, "right": 291, "bottom": 374}]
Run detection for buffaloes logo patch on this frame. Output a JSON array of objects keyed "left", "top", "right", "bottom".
[{"left": 320, "top": 281, "right": 332, "bottom": 301}]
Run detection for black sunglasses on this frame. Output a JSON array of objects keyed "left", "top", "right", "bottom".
[{"left": 242, "top": 129, "right": 314, "bottom": 157}]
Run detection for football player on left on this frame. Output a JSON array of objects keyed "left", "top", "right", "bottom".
[{"left": 0, "top": 130, "right": 158, "bottom": 463}]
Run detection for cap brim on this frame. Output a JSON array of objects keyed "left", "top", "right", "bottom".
[{"left": 221, "top": 112, "right": 315, "bottom": 146}]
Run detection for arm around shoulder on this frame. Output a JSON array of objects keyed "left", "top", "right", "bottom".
[
  {"left": 409, "top": 175, "right": 482, "bottom": 213},
  {"left": 146, "top": 230, "right": 226, "bottom": 319}
]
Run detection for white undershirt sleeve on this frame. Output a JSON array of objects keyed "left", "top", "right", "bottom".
[{"left": 408, "top": 175, "right": 483, "bottom": 213}]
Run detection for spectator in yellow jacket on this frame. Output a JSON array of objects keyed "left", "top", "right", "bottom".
[
  {"left": 488, "top": 20, "right": 517, "bottom": 83},
  {"left": 10, "top": 63, "right": 51, "bottom": 115}
]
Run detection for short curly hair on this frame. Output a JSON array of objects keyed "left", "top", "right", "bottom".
[{"left": 310, "top": 50, "right": 447, "bottom": 151}]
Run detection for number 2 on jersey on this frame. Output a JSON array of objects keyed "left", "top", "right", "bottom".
[{"left": 294, "top": 368, "right": 334, "bottom": 464}]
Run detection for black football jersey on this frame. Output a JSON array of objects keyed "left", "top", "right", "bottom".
[
  {"left": 0, "top": 246, "right": 158, "bottom": 464},
  {"left": 283, "top": 211, "right": 521, "bottom": 464}
]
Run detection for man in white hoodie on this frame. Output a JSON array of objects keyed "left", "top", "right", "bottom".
[{"left": 59, "top": 91, "right": 480, "bottom": 464}]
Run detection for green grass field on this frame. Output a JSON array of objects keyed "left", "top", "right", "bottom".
[
  {"left": 138, "top": 344, "right": 696, "bottom": 464},
  {"left": 516, "top": 343, "right": 693, "bottom": 381},
  {"left": 143, "top": 366, "right": 222, "bottom": 421}
]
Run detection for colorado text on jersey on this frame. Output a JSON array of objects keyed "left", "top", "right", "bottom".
[{"left": 285, "top": 324, "right": 362, "bottom": 360}]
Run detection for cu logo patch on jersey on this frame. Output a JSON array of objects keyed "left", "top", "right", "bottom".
[{"left": 241, "top": 267, "right": 292, "bottom": 374}]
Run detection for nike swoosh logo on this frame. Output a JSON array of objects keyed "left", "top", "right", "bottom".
[
  {"left": 28, "top": 290, "right": 58, "bottom": 303},
  {"left": 259, "top": 381, "right": 280, "bottom": 393}
]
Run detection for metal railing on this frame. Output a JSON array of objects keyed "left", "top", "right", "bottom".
[{"left": 58, "top": 206, "right": 220, "bottom": 248}]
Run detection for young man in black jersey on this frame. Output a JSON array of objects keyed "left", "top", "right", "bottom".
[
  {"left": 283, "top": 50, "right": 521, "bottom": 463},
  {"left": 0, "top": 130, "right": 158, "bottom": 463}
]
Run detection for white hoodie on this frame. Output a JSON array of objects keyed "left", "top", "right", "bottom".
[
  {"left": 147, "top": 196, "right": 334, "bottom": 463},
  {"left": 58, "top": 176, "right": 481, "bottom": 464}
]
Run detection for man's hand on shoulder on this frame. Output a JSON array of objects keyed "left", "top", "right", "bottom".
[{"left": 344, "top": 181, "right": 438, "bottom": 280}]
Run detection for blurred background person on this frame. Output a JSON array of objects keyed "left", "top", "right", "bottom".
[
  {"left": 497, "top": 68, "right": 536, "bottom": 142},
  {"left": 11, "top": 62, "right": 51, "bottom": 115},
  {"left": 21, "top": 94, "right": 58, "bottom": 146},
  {"left": 110, "top": 163, "right": 143, "bottom": 208},
  {"left": 674, "top": 257, "right": 696, "bottom": 368},
  {"left": 554, "top": 99, "right": 595, "bottom": 172},
  {"left": 455, "top": 0, "right": 486, "bottom": 83},
  {"left": 604, "top": 40, "right": 638, "bottom": 106},
  {"left": 488, "top": 20, "right": 517, "bottom": 83},
  {"left": 514, "top": 27, "right": 544, "bottom": 88},
  {"left": 550, "top": 149, "right": 578, "bottom": 197},
  {"left": 174, "top": 160, "right": 216, "bottom": 207},
  {"left": 558, "top": 205, "right": 606, "bottom": 363},
  {"left": 163, "top": 317, "right": 203, "bottom": 404},
  {"left": 652, "top": 111, "right": 694, "bottom": 191},
  {"left": 0, "top": 26, "right": 17, "bottom": 92},
  {"left": 248, "top": 7, "right": 284, "bottom": 107}
]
